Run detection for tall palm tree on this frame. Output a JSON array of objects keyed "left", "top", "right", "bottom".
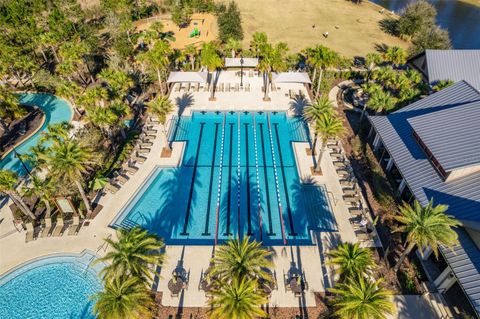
[
  {"left": 225, "top": 38, "right": 242, "bottom": 58},
  {"left": 303, "top": 96, "right": 334, "bottom": 153},
  {"left": 249, "top": 32, "right": 267, "bottom": 58},
  {"left": 313, "top": 113, "right": 345, "bottom": 172},
  {"left": 95, "top": 227, "right": 165, "bottom": 282},
  {"left": 258, "top": 42, "right": 288, "bottom": 101},
  {"left": 184, "top": 44, "right": 197, "bottom": 71},
  {"left": 0, "top": 169, "right": 36, "bottom": 220},
  {"left": 138, "top": 40, "right": 172, "bottom": 95},
  {"left": 329, "top": 277, "right": 395, "bottom": 319},
  {"left": 367, "top": 90, "right": 396, "bottom": 114},
  {"left": 92, "top": 275, "right": 154, "bottom": 319},
  {"left": 311, "top": 45, "right": 340, "bottom": 98},
  {"left": 209, "top": 277, "right": 267, "bottom": 319},
  {"left": 359, "top": 82, "right": 383, "bottom": 122},
  {"left": 200, "top": 42, "right": 223, "bottom": 101},
  {"left": 371, "top": 66, "right": 395, "bottom": 84},
  {"left": 328, "top": 242, "right": 375, "bottom": 281},
  {"left": 210, "top": 237, "right": 273, "bottom": 283},
  {"left": 147, "top": 96, "right": 174, "bottom": 150},
  {"left": 384, "top": 46, "right": 406, "bottom": 69},
  {"left": 393, "top": 199, "right": 460, "bottom": 272},
  {"left": 98, "top": 68, "right": 134, "bottom": 100},
  {"left": 46, "top": 140, "right": 94, "bottom": 218},
  {"left": 0, "top": 88, "right": 24, "bottom": 131}
]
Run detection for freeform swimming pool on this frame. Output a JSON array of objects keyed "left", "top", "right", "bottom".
[
  {"left": 0, "top": 93, "right": 73, "bottom": 176},
  {"left": 112, "top": 111, "right": 337, "bottom": 245},
  {"left": 0, "top": 251, "right": 103, "bottom": 319}
]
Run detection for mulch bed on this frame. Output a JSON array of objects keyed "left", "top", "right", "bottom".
[{"left": 153, "top": 292, "right": 329, "bottom": 319}]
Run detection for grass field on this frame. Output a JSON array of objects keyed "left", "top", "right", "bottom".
[{"left": 236, "top": 0, "right": 409, "bottom": 57}]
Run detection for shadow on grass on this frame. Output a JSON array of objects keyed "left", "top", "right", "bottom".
[{"left": 378, "top": 18, "right": 399, "bottom": 37}]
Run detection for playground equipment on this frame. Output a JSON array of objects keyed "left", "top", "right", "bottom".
[{"left": 189, "top": 27, "right": 200, "bottom": 38}]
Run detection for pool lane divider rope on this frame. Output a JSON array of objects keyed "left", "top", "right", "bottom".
[
  {"left": 273, "top": 122, "right": 296, "bottom": 236},
  {"left": 237, "top": 113, "right": 241, "bottom": 239},
  {"left": 202, "top": 121, "right": 220, "bottom": 236},
  {"left": 181, "top": 122, "right": 205, "bottom": 236},
  {"left": 267, "top": 113, "right": 287, "bottom": 245},
  {"left": 224, "top": 121, "right": 234, "bottom": 236},
  {"left": 214, "top": 112, "right": 226, "bottom": 245},
  {"left": 258, "top": 121, "right": 275, "bottom": 236}
]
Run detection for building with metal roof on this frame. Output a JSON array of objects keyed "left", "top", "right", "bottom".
[
  {"left": 368, "top": 81, "right": 480, "bottom": 316},
  {"left": 409, "top": 49, "right": 480, "bottom": 91}
]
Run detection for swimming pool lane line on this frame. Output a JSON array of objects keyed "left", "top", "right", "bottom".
[
  {"left": 202, "top": 122, "right": 220, "bottom": 236},
  {"left": 180, "top": 122, "right": 205, "bottom": 236},
  {"left": 267, "top": 113, "right": 287, "bottom": 245},
  {"left": 252, "top": 112, "right": 262, "bottom": 241},
  {"left": 224, "top": 121, "right": 234, "bottom": 236},
  {"left": 244, "top": 121, "right": 253, "bottom": 236},
  {"left": 237, "top": 113, "right": 241, "bottom": 239},
  {"left": 272, "top": 122, "right": 297, "bottom": 236},
  {"left": 258, "top": 121, "right": 275, "bottom": 236},
  {"left": 215, "top": 112, "right": 226, "bottom": 245}
]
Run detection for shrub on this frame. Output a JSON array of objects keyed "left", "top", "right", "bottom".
[{"left": 397, "top": 0, "right": 436, "bottom": 37}]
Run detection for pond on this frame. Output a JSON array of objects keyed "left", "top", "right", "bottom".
[{"left": 371, "top": 0, "right": 480, "bottom": 49}]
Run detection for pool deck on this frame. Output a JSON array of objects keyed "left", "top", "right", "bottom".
[{"left": 0, "top": 71, "right": 380, "bottom": 310}]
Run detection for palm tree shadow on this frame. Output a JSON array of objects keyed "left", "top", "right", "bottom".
[
  {"left": 175, "top": 93, "right": 194, "bottom": 117},
  {"left": 69, "top": 300, "right": 95, "bottom": 319},
  {"left": 289, "top": 95, "right": 310, "bottom": 117}
]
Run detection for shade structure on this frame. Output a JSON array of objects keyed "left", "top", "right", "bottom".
[
  {"left": 272, "top": 72, "right": 311, "bottom": 84},
  {"left": 167, "top": 72, "right": 208, "bottom": 83},
  {"left": 225, "top": 57, "right": 259, "bottom": 68}
]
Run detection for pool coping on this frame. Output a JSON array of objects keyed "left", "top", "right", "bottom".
[{"left": 0, "top": 249, "right": 104, "bottom": 281}]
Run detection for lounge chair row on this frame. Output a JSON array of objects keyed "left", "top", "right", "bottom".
[
  {"left": 103, "top": 119, "right": 156, "bottom": 194},
  {"left": 25, "top": 216, "right": 82, "bottom": 242}
]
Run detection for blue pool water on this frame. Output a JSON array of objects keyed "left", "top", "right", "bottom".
[
  {"left": 0, "top": 252, "right": 103, "bottom": 319},
  {"left": 112, "top": 111, "right": 337, "bottom": 245},
  {"left": 0, "top": 93, "right": 73, "bottom": 175}
]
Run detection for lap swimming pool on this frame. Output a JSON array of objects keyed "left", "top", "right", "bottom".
[{"left": 112, "top": 111, "right": 336, "bottom": 245}]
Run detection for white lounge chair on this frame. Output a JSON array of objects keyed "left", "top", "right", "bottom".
[
  {"left": 68, "top": 216, "right": 81, "bottom": 235},
  {"left": 122, "top": 162, "right": 139, "bottom": 175},
  {"left": 25, "top": 222, "right": 35, "bottom": 242},
  {"left": 52, "top": 218, "right": 64, "bottom": 237},
  {"left": 41, "top": 218, "right": 52, "bottom": 237},
  {"left": 105, "top": 182, "right": 121, "bottom": 194},
  {"left": 114, "top": 171, "right": 129, "bottom": 185},
  {"left": 132, "top": 152, "right": 147, "bottom": 163}
]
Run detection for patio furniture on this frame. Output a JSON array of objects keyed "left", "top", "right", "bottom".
[
  {"left": 104, "top": 182, "right": 120, "bottom": 194},
  {"left": 175, "top": 84, "right": 181, "bottom": 92},
  {"left": 271, "top": 84, "right": 277, "bottom": 92},
  {"left": 25, "top": 222, "right": 35, "bottom": 242},
  {"left": 339, "top": 179, "right": 354, "bottom": 187},
  {"left": 234, "top": 83, "right": 239, "bottom": 92},
  {"left": 186, "top": 82, "right": 191, "bottom": 92},
  {"left": 349, "top": 207, "right": 364, "bottom": 216},
  {"left": 330, "top": 152, "right": 344, "bottom": 159},
  {"left": 336, "top": 168, "right": 350, "bottom": 177},
  {"left": 299, "top": 90, "right": 305, "bottom": 98},
  {"left": 41, "top": 218, "right": 52, "bottom": 237},
  {"left": 52, "top": 218, "right": 64, "bottom": 237},
  {"left": 122, "top": 162, "right": 139, "bottom": 175},
  {"left": 342, "top": 188, "right": 358, "bottom": 196},
  {"left": 140, "top": 142, "right": 153, "bottom": 148},
  {"left": 218, "top": 82, "right": 224, "bottom": 92},
  {"left": 333, "top": 160, "right": 347, "bottom": 168},
  {"left": 245, "top": 83, "right": 251, "bottom": 92},
  {"left": 289, "top": 276, "right": 305, "bottom": 297},
  {"left": 68, "top": 216, "right": 81, "bottom": 235},
  {"left": 355, "top": 230, "right": 371, "bottom": 241},
  {"left": 113, "top": 171, "right": 129, "bottom": 185},
  {"left": 132, "top": 152, "right": 147, "bottom": 163},
  {"left": 204, "top": 83, "right": 210, "bottom": 92},
  {"left": 226, "top": 83, "right": 231, "bottom": 92},
  {"left": 168, "top": 277, "right": 185, "bottom": 297},
  {"left": 289, "top": 89, "right": 294, "bottom": 99}
]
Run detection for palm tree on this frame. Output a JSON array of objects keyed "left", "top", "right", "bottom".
[
  {"left": 184, "top": 44, "right": 198, "bottom": 71},
  {"left": 210, "top": 237, "right": 273, "bottom": 283},
  {"left": 209, "top": 277, "right": 267, "bottom": 319},
  {"left": 23, "top": 174, "right": 56, "bottom": 218},
  {"left": 359, "top": 82, "right": 383, "bottom": 122},
  {"left": 371, "top": 66, "right": 395, "bottom": 84},
  {"left": 365, "top": 52, "right": 382, "bottom": 81},
  {"left": 328, "top": 242, "right": 375, "bottom": 281},
  {"left": 303, "top": 96, "right": 334, "bottom": 153},
  {"left": 92, "top": 275, "right": 154, "bottom": 319},
  {"left": 200, "top": 42, "right": 223, "bottom": 101},
  {"left": 138, "top": 40, "right": 172, "bottom": 95},
  {"left": 393, "top": 199, "right": 461, "bottom": 272},
  {"left": 329, "top": 277, "right": 395, "bottom": 319},
  {"left": 367, "top": 90, "right": 396, "bottom": 114},
  {"left": 46, "top": 140, "right": 94, "bottom": 218},
  {"left": 313, "top": 113, "right": 345, "bottom": 172},
  {"left": 40, "top": 122, "right": 73, "bottom": 144},
  {"left": 0, "top": 170, "right": 36, "bottom": 220},
  {"left": 249, "top": 32, "right": 268, "bottom": 58},
  {"left": 147, "top": 96, "right": 174, "bottom": 150},
  {"left": 258, "top": 42, "right": 288, "bottom": 101},
  {"left": 311, "top": 45, "right": 340, "bottom": 98},
  {"left": 95, "top": 227, "right": 165, "bottom": 282},
  {"left": 225, "top": 38, "right": 242, "bottom": 58},
  {"left": 404, "top": 69, "right": 422, "bottom": 85},
  {"left": 98, "top": 68, "right": 134, "bottom": 100},
  {"left": 384, "top": 46, "right": 406, "bottom": 68}
]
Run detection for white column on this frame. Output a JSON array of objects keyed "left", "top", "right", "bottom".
[
  {"left": 398, "top": 178, "right": 406, "bottom": 195},
  {"left": 386, "top": 157, "right": 394, "bottom": 172},
  {"left": 434, "top": 266, "right": 456, "bottom": 293}
]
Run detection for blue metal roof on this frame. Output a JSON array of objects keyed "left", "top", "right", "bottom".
[
  {"left": 368, "top": 81, "right": 480, "bottom": 226},
  {"left": 425, "top": 50, "right": 480, "bottom": 91},
  {"left": 442, "top": 228, "right": 480, "bottom": 315}
]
